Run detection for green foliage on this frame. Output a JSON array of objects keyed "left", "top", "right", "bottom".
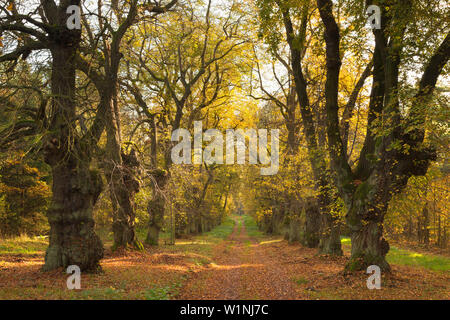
[
  {"left": 142, "top": 286, "right": 171, "bottom": 300},
  {"left": 142, "top": 278, "right": 185, "bottom": 300},
  {"left": 0, "top": 156, "right": 50, "bottom": 237}
]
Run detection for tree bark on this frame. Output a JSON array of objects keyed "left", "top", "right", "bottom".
[
  {"left": 109, "top": 149, "right": 141, "bottom": 249},
  {"left": 43, "top": 29, "right": 103, "bottom": 271},
  {"left": 301, "top": 197, "right": 321, "bottom": 247},
  {"left": 146, "top": 169, "right": 169, "bottom": 245},
  {"left": 44, "top": 157, "right": 104, "bottom": 272},
  {"left": 319, "top": 212, "right": 342, "bottom": 255},
  {"left": 280, "top": 4, "right": 342, "bottom": 255},
  {"left": 344, "top": 178, "right": 390, "bottom": 271}
]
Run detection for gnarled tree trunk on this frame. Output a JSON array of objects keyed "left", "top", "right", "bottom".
[
  {"left": 301, "top": 197, "right": 321, "bottom": 248},
  {"left": 43, "top": 30, "right": 103, "bottom": 271},
  {"left": 344, "top": 179, "right": 390, "bottom": 271},
  {"left": 44, "top": 157, "right": 104, "bottom": 272},
  {"left": 146, "top": 169, "right": 169, "bottom": 245},
  {"left": 109, "top": 149, "right": 141, "bottom": 249}
]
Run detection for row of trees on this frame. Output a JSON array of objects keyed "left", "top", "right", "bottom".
[
  {"left": 246, "top": 0, "right": 449, "bottom": 271},
  {"left": 0, "top": 0, "right": 448, "bottom": 273},
  {"left": 0, "top": 0, "right": 247, "bottom": 271}
]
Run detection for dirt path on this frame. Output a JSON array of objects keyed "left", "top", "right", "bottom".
[{"left": 177, "top": 216, "right": 303, "bottom": 299}]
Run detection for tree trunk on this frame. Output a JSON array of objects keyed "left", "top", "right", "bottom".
[
  {"left": 437, "top": 214, "right": 441, "bottom": 247},
  {"left": 280, "top": 4, "right": 342, "bottom": 256},
  {"left": 109, "top": 150, "right": 141, "bottom": 249},
  {"left": 346, "top": 220, "right": 390, "bottom": 272},
  {"left": 146, "top": 225, "right": 160, "bottom": 246},
  {"left": 301, "top": 197, "right": 321, "bottom": 248},
  {"left": 43, "top": 27, "right": 103, "bottom": 271},
  {"left": 288, "top": 216, "right": 301, "bottom": 243},
  {"left": 319, "top": 213, "right": 342, "bottom": 255},
  {"left": 316, "top": 179, "right": 342, "bottom": 255},
  {"left": 146, "top": 169, "right": 168, "bottom": 245},
  {"left": 408, "top": 216, "right": 413, "bottom": 240},
  {"left": 422, "top": 205, "right": 430, "bottom": 246},
  {"left": 102, "top": 78, "right": 141, "bottom": 249},
  {"left": 344, "top": 181, "right": 390, "bottom": 272},
  {"left": 43, "top": 161, "right": 104, "bottom": 272},
  {"left": 417, "top": 216, "right": 422, "bottom": 243}
]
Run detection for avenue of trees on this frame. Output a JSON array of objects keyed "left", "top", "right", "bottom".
[{"left": 0, "top": 0, "right": 448, "bottom": 273}]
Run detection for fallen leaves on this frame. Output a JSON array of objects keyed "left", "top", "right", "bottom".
[{"left": 0, "top": 216, "right": 448, "bottom": 300}]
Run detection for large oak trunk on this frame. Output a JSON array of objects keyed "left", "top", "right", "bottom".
[
  {"left": 42, "top": 23, "right": 104, "bottom": 271},
  {"left": 43, "top": 160, "right": 104, "bottom": 272},
  {"left": 345, "top": 180, "right": 390, "bottom": 272},
  {"left": 346, "top": 220, "right": 390, "bottom": 272}
]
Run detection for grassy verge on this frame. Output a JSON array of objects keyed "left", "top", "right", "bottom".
[
  {"left": 341, "top": 237, "right": 450, "bottom": 272},
  {"left": 0, "top": 235, "right": 48, "bottom": 255},
  {"left": 203, "top": 215, "right": 236, "bottom": 241}
]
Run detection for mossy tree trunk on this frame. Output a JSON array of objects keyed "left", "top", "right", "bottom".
[
  {"left": 280, "top": 5, "right": 342, "bottom": 255},
  {"left": 43, "top": 157, "right": 104, "bottom": 272},
  {"left": 42, "top": 6, "right": 104, "bottom": 271},
  {"left": 146, "top": 170, "right": 169, "bottom": 245},
  {"left": 301, "top": 197, "right": 321, "bottom": 248},
  {"left": 108, "top": 149, "right": 141, "bottom": 249},
  {"left": 344, "top": 178, "right": 391, "bottom": 271}
]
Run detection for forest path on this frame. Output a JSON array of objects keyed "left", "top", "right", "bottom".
[{"left": 176, "top": 215, "right": 303, "bottom": 299}]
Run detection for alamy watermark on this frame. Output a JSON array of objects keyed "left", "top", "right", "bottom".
[
  {"left": 66, "top": 5, "right": 81, "bottom": 30},
  {"left": 66, "top": 265, "right": 81, "bottom": 290},
  {"left": 63, "top": 4, "right": 381, "bottom": 30},
  {"left": 366, "top": 5, "right": 381, "bottom": 30},
  {"left": 171, "top": 121, "right": 279, "bottom": 176},
  {"left": 366, "top": 265, "right": 382, "bottom": 290}
]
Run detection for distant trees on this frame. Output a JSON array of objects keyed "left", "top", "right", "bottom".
[
  {"left": 386, "top": 165, "right": 448, "bottom": 249},
  {"left": 123, "top": 0, "right": 248, "bottom": 245},
  {"left": 0, "top": 155, "right": 50, "bottom": 237}
]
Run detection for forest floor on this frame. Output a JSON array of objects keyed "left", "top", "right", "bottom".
[{"left": 0, "top": 215, "right": 448, "bottom": 300}]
